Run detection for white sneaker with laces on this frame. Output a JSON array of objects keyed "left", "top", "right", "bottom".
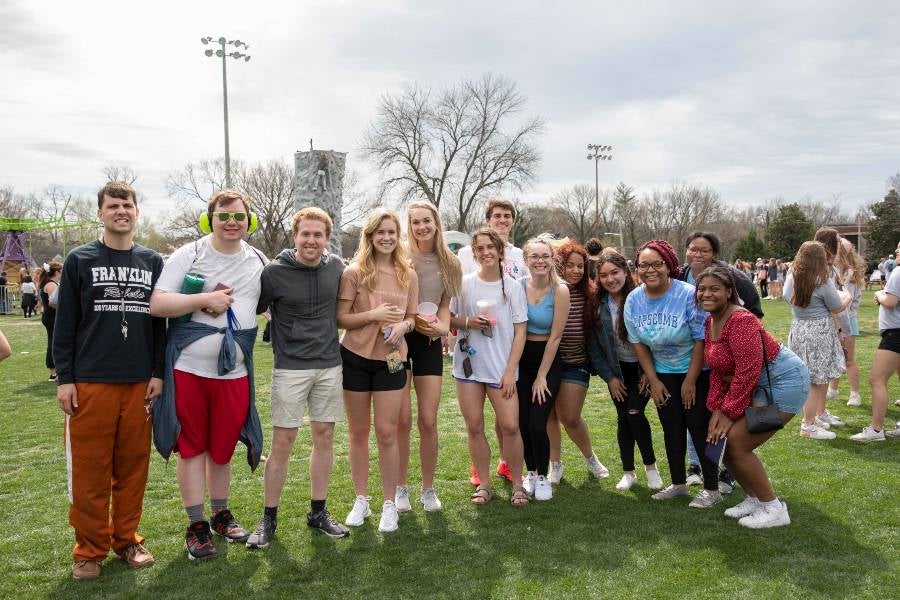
[
  {"left": 395, "top": 485, "right": 412, "bottom": 513},
  {"left": 651, "top": 484, "right": 689, "bottom": 500},
  {"left": 812, "top": 415, "right": 832, "bottom": 430},
  {"left": 522, "top": 471, "right": 537, "bottom": 495},
  {"left": 534, "top": 475, "right": 553, "bottom": 501},
  {"left": 739, "top": 501, "right": 790, "bottom": 529},
  {"left": 886, "top": 422, "right": 900, "bottom": 439},
  {"left": 421, "top": 488, "right": 442, "bottom": 512},
  {"left": 616, "top": 473, "right": 637, "bottom": 490},
  {"left": 378, "top": 500, "right": 399, "bottom": 533},
  {"left": 585, "top": 454, "right": 610, "bottom": 479},
  {"left": 825, "top": 387, "right": 839, "bottom": 401},
  {"left": 724, "top": 496, "right": 760, "bottom": 518},
  {"left": 822, "top": 410, "right": 845, "bottom": 427},
  {"left": 645, "top": 468, "right": 664, "bottom": 490},
  {"left": 846, "top": 391, "right": 862, "bottom": 407},
  {"left": 850, "top": 426, "right": 885, "bottom": 442},
  {"left": 345, "top": 495, "right": 372, "bottom": 527},
  {"left": 549, "top": 461, "right": 563, "bottom": 484},
  {"left": 689, "top": 489, "right": 724, "bottom": 508},
  {"left": 800, "top": 424, "right": 836, "bottom": 440}
]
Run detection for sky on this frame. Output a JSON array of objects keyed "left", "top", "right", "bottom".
[{"left": 2, "top": 0, "right": 899, "bottom": 222}]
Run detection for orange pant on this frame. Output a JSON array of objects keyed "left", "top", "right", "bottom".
[{"left": 65, "top": 381, "right": 151, "bottom": 561}]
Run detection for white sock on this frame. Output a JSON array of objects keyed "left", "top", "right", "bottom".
[{"left": 761, "top": 498, "right": 781, "bottom": 510}]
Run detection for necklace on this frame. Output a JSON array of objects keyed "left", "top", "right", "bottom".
[{"left": 101, "top": 238, "right": 135, "bottom": 341}]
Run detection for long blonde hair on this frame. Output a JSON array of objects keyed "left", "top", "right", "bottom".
[
  {"left": 835, "top": 238, "right": 865, "bottom": 288},
  {"left": 406, "top": 199, "right": 462, "bottom": 298},
  {"left": 354, "top": 208, "right": 412, "bottom": 291},
  {"left": 523, "top": 237, "right": 561, "bottom": 288}
]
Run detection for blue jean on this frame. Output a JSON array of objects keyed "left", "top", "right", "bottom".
[{"left": 754, "top": 346, "right": 809, "bottom": 414}]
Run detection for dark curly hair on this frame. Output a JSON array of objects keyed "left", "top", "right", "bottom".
[{"left": 555, "top": 241, "right": 599, "bottom": 333}]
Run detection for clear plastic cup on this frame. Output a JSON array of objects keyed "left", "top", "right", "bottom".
[
  {"left": 475, "top": 299, "right": 498, "bottom": 325},
  {"left": 418, "top": 301, "right": 438, "bottom": 323}
]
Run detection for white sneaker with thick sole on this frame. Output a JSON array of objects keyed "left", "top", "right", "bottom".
[
  {"left": 345, "top": 496, "right": 372, "bottom": 527},
  {"left": 724, "top": 496, "right": 760, "bottom": 518},
  {"left": 522, "top": 471, "right": 537, "bottom": 496},
  {"left": 534, "top": 475, "right": 553, "bottom": 501},
  {"left": 886, "top": 422, "right": 900, "bottom": 439},
  {"left": 850, "top": 426, "right": 886, "bottom": 442},
  {"left": 395, "top": 485, "right": 412, "bottom": 513},
  {"left": 616, "top": 473, "right": 637, "bottom": 490},
  {"left": 651, "top": 484, "right": 689, "bottom": 500},
  {"left": 739, "top": 501, "right": 791, "bottom": 529},
  {"left": 846, "top": 392, "right": 862, "bottom": 407},
  {"left": 813, "top": 415, "right": 832, "bottom": 430},
  {"left": 645, "top": 468, "right": 664, "bottom": 490},
  {"left": 585, "top": 454, "right": 610, "bottom": 479},
  {"left": 689, "top": 489, "right": 724, "bottom": 508},
  {"left": 822, "top": 410, "right": 845, "bottom": 427},
  {"left": 549, "top": 461, "right": 563, "bottom": 485},
  {"left": 421, "top": 488, "right": 442, "bottom": 512},
  {"left": 801, "top": 424, "right": 835, "bottom": 440},
  {"left": 825, "top": 387, "right": 839, "bottom": 401},
  {"left": 378, "top": 501, "right": 399, "bottom": 533}
]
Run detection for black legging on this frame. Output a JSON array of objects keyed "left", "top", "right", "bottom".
[
  {"left": 759, "top": 279, "right": 768, "bottom": 298},
  {"left": 42, "top": 317, "right": 55, "bottom": 369},
  {"left": 655, "top": 370, "right": 718, "bottom": 491},
  {"left": 613, "top": 361, "right": 656, "bottom": 471},
  {"left": 516, "top": 340, "right": 561, "bottom": 476},
  {"left": 22, "top": 293, "right": 35, "bottom": 318}
]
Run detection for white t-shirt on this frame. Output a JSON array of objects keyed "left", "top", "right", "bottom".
[
  {"left": 450, "top": 272, "right": 527, "bottom": 385},
  {"left": 156, "top": 236, "right": 267, "bottom": 378},
  {"left": 458, "top": 242, "right": 526, "bottom": 281}
]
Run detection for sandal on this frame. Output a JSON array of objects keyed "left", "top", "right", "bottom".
[
  {"left": 470, "top": 485, "right": 493, "bottom": 505},
  {"left": 511, "top": 485, "right": 529, "bottom": 507}
]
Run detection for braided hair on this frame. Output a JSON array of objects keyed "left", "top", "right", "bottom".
[
  {"left": 635, "top": 240, "right": 681, "bottom": 279},
  {"left": 471, "top": 227, "right": 508, "bottom": 303}
]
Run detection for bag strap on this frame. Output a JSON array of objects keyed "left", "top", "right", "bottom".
[{"left": 759, "top": 329, "right": 774, "bottom": 405}]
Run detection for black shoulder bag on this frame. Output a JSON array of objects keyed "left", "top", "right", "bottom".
[{"left": 744, "top": 331, "right": 784, "bottom": 434}]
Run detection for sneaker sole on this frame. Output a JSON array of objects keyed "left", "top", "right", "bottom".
[
  {"left": 378, "top": 524, "right": 399, "bottom": 533},
  {"left": 851, "top": 437, "right": 885, "bottom": 442},
  {"left": 740, "top": 513, "right": 791, "bottom": 529},
  {"left": 308, "top": 524, "right": 351, "bottom": 538},
  {"left": 185, "top": 543, "right": 218, "bottom": 561},
  {"left": 395, "top": 504, "right": 412, "bottom": 513},
  {"left": 245, "top": 539, "right": 270, "bottom": 549},
  {"left": 213, "top": 531, "right": 249, "bottom": 544},
  {"left": 345, "top": 509, "right": 372, "bottom": 527}
]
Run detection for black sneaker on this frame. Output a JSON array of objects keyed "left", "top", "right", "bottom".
[
  {"left": 211, "top": 509, "right": 250, "bottom": 543},
  {"left": 246, "top": 515, "right": 276, "bottom": 549},
  {"left": 185, "top": 521, "right": 218, "bottom": 561},
  {"left": 718, "top": 468, "right": 736, "bottom": 495},
  {"left": 307, "top": 509, "right": 350, "bottom": 538}
]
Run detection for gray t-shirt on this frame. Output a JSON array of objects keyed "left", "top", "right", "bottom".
[
  {"left": 879, "top": 266, "right": 900, "bottom": 333},
  {"left": 783, "top": 273, "right": 843, "bottom": 320}
]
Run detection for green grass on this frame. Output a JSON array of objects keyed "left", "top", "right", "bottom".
[{"left": 0, "top": 294, "right": 897, "bottom": 599}]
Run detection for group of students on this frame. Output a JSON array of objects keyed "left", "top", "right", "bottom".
[{"left": 51, "top": 182, "right": 898, "bottom": 581}]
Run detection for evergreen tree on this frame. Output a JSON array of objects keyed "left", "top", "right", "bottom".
[
  {"left": 731, "top": 229, "right": 768, "bottom": 262},
  {"left": 867, "top": 190, "right": 900, "bottom": 259},
  {"left": 767, "top": 203, "right": 814, "bottom": 260}
]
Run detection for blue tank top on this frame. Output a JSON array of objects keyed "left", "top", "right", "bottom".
[{"left": 522, "top": 279, "right": 554, "bottom": 334}]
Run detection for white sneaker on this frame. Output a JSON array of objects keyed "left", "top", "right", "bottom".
[
  {"left": 812, "top": 415, "right": 831, "bottom": 430},
  {"left": 616, "top": 473, "right": 637, "bottom": 490},
  {"left": 534, "top": 475, "right": 553, "bottom": 501},
  {"left": 724, "top": 496, "right": 760, "bottom": 518},
  {"left": 689, "top": 489, "right": 724, "bottom": 508},
  {"left": 651, "top": 484, "right": 689, "bottom": 500},
  {"left": 394, "top": 485, "right": 412, "bottom": 513},
  {"left": 739, "top": 501, "right": 791, "bottom": 529},
  {"left": 421, "top": 488, "right": 442, "bottom": 512},
  {"left": 886, "top": 422, "right": 900, "bottom": 439},
  {"left": 800, "top": 424, "right": 836, "bottom": 440},
  {"left": 685, "top": 465, "right": 703, "bottom": 486},
  {"left": 825, "top": 387, "right": 839, "bottom": 401},
  {"left": 549, "top": 461, "right": 563, "bottom": 485},
  {"left": 850, "top": 426, "right": 886, "bottom": 442},
  {"left": 585, "top": 454, "right": 610, "bottom": 479},
  {"left": 846, "top": 391, "right": 862, "bottom": 407},
  {"left": 645, "top": 468, "right": 664, "bottom": 490},
  {"left": 522, "top": 471, "right": 537, "bottom": 496},
  {"left": 821, "top": 410, "right": 845, "bottom": 427},
  {"left": 378, "top": 500, "right": 399, "bottom": 533},
  {"left": 345, "top": 495, "right": 372, "bottom": 527}
]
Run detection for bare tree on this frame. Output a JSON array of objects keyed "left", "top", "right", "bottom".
[
  {"left": 238, "top": 160, "right": 294, "bottom": 257},
  {"left": 363, "top": 73, "right": 545, "bottom": 231},
  {"left": 101, "top": 164, "right": 138, "bottom": 185},
  {"left": 887, "top": 170, "right": 900, "bottom": 194},
  {"left": 0, "top": 186, "right": 29, "bottom": 219},
  {"left": 553, "top": 184, "right": 598, "bottom": 243}
]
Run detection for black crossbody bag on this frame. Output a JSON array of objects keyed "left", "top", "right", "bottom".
[{"left": 745, "top": 331, "right": 784, "bottom": 434}]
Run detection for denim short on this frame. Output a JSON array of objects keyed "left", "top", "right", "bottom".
[
  {"left": 560, "top": 362, "right": 591, "bottom": 388},
  {"left": 753, "top": 346, "right": 809, "bottom": 415},
  {"left": 849, "top": 315, "right": 859, "bottom": 337},
  {"left": 455, "top": 377, "right": 502, "bottom": 390}
]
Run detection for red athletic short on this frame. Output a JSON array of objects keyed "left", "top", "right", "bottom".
[{"left": 174, "top": 369, "right": 249, "bottom": 464}]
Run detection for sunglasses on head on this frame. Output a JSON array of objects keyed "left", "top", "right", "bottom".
[{"left": 212, "top": 211, "right": 247, "bottom": 223}]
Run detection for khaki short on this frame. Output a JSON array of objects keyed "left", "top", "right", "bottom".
[{"left": 270, "top": 366, "right": 343, "bottom": 427}]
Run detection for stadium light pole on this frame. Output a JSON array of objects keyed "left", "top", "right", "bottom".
[
  {"left": 587, "top": 144, "right": 613, "bottom": 238},
  {"left": 201, "top": 36, "right": 251, "bottom": 188}
]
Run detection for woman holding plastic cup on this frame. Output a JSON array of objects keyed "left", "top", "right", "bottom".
[
  {"left": 450, "top": 227, "right": 528, "bottom": 506},
  {"left": 396, "top": 200, "right": 462, "bottom": 513}
]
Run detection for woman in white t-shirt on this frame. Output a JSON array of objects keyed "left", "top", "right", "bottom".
[{"left": 450, "top": 228, "right": 528, "bottom": 506}]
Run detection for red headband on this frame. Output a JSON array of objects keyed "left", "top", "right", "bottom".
[{"left": 636, "top": 240, "right": 681, "bottom": 279}]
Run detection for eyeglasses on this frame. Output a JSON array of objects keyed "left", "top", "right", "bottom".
[
  {"left": 527, "top": 254, "right": 553, "bottom": 262},
  {"left": 212, "top": 211, "right": 247, "bottom": 223},
  {"left": 687, "top": 246, "right": 713, "bottom": 255},
  {"left": 637, "top": 260, "right": 666, "bottom": 272}
]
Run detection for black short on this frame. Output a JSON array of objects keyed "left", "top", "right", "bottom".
[
  {"left": 404, "top": 330, "right": 444, "bottom": 377},
  {"left": 878, "top": 329, "right": 900, "bottom": 354},
  {"left": 340, "top": 346, "right": 407, "bottom": 392}
]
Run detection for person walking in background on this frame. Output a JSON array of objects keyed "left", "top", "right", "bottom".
[
  {"left": 546, "top": 241, "right": 610, "bottom": 484},
  {"left": 698, "top": 266, "right": 807, "bottom": 528},
  {"left": 584, "top": 237, "right": 604, "bottom": 281},
  {"left": 39, "top": 262, "right": 62, "bottom": 381},
  {"left": 756, "top": 259, "right": 769, "bottom": 300},
  {"left": 20, "top": 275, "right": 37, "bottom": 318},
  {"left": 783, "top": 241, "right": 850, "bottom": 440},
  {"left": 589, "top": 248, "right": 663, "bottom": 491},
  {"left": 827, "top": 238, "right": 865, "bottom": 407},
  {"left": 767, "top": 258, "right": 781, "bottom": 299}
]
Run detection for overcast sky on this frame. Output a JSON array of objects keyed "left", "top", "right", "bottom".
[{"left": 2, "top": 1, "right": 899, "bottom": 221}]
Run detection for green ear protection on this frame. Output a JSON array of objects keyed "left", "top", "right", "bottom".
[{"left": 198, "top": 210, "right": 259, "bottom": 234}]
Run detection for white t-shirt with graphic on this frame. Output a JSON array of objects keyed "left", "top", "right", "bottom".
[
  {"left": 458, "top": 242, "right": 526, "bottom": 281},
  {"left": 156, "top": 235, "right": 267, "bottom": 378}
]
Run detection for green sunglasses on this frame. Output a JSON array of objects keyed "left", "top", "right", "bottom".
[{"left": 212, "top": 211, "right": 248, "bottom": 223}]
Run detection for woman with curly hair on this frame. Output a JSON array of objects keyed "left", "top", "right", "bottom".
[{"left": 546, "top": 241, "right": 610, "bottom": 484}]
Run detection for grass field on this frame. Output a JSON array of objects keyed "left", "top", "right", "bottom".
[{"left": 0, "top": 293, "right": 897, "bottom": 599}]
